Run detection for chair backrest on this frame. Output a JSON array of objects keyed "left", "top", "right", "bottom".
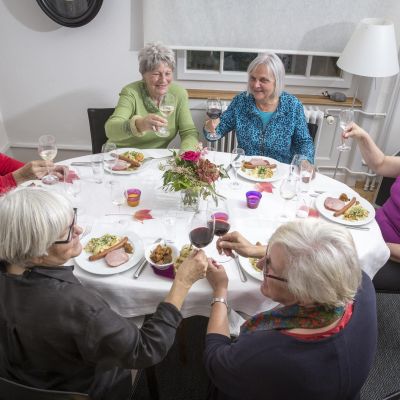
[
  {"left": 374, "top": 176, "right": 396, "bottom": 207},
  {"left": 87, "top": 108, "right": 115, "bottom": 154},
  {"left": 0, "top": 376, "right": 90, "bottom": 400},
  {"left": 213, "top": 130, "right": 238, "bottom": 153},
  {"left": 307, "top": 122, "right": 318, "bottom": 143}
]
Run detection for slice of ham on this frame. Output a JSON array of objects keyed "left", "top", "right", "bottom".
[
  {"left": 324, "top": 197, "right": 346, "bottom": 212},
  {"left": 105, "top": 248, "right": 129, "bottom": 267},
  {"left": 112, "top": 160, "right": 130, "bottom": 171},
  {"left": 248, "top": 158, "right": 270, "bottom": 166}
]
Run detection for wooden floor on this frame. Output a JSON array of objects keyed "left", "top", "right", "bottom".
[{"left": 353, "top": 180, "right": 376, "bottom": 203}]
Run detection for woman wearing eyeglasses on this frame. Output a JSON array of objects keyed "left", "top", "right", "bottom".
[
  {"left": 205, "top": 219, "right": 377, "bottom": 400},
  {"left": 0, "top": 188, "right": 208, "bottom": 400}
]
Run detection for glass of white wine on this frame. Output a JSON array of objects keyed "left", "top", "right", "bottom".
[
  {"left": 337, "top": 109, "right": 354, "bottom": 152},
  {"left": 157, "top": 93, "right": 175, "bottom": 138},
  {"left": 38, "top": 134, "right": 58, "bottom": 185}
]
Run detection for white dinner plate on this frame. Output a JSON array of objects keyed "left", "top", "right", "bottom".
[
  {"left": 74, "top": 229, "right": 144, "bottom": 275},
  {"left": 238, "top": 255, "right": 263, "bottom": 281},
  {"left": 237, "top": 156, "right": 284, "bottom": 182},
  {"left": 315, "top": 192, "right": 375, "bottom": 226},
  {"left": 104, "top": 148, "right": 149, "bottom": 175}
]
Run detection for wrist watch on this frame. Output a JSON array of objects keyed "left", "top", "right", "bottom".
[{"left": 211, "top": 297, "right": 229, "bottom": 309}]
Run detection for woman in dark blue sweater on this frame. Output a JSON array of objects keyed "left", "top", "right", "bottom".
[{"left": 205, "top": 219, "right": 377, "bottom": 400}]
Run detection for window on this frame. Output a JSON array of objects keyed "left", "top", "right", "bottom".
[{"left": 177, "top": 50, "right": 351, "bottom": 88}]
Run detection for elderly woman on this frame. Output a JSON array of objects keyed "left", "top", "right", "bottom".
[
  {"left": 105, "top": 42, "right": 199, "bottom": 151},
  {"left": 0, "top": 153, "right": 65, "bottom": 194},
  {"left": 0, "top": 188, "right": 208, "bottom": 399},
  {"left": 204, "top": 53, "right": 314, "bottom": 165},
  {"left": 205, "top": 219, "right": 377, "bottom": 400}
]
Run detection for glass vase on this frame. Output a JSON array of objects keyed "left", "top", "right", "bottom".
[{"left": 180, "top": 189, "right": 200, "bottom": 212}]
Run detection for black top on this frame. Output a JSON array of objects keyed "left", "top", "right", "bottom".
[
  {"left": 0, "top": 265, "right": 182, "bottom": 400},
  {"left": 204, "top": 272, "right": 377, "bottom": 400}
]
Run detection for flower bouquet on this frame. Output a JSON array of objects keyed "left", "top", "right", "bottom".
[{"left": 159, "top": 146, "right": 228, "bottom": 209}]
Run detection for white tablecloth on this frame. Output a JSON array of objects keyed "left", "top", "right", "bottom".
[{"left": 56, "top": 149, "right": 389, "bottom": 319}]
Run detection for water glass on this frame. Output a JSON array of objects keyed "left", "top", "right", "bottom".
[
  {"left": 91, "top": 154, "right": 104, "bottom": 184},
  {"left": 230, "top": 147, "right": 245, "bottom": 189}
]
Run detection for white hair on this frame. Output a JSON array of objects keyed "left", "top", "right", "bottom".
[
  {"left": 268, "top": 219, "right": 362, "bottom": 307},
  {"left": 247, "top": 52, "right": 285, "bottom": 98},
  {"left": 138, "top": 42, "right": 175, "bottom": 75},
  {"left": 0, "top": 188, "right": 73, "bottom": 266}
]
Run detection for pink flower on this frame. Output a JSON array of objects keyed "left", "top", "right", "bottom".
[{"left": 180, "top": 151, "right": 201, "bottom": 162}]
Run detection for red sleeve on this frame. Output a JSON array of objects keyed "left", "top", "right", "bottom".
[{"left": 0, "top": 153, "right": 25, "bottom": 193}]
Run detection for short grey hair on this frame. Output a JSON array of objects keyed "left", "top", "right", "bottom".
[
  {"left": 138, "top": 42, "right": 175, "bottom": 75},
  {"left": 268, "top": 219, "right": 362, "bottom": 307},
  {"left": 247, "top": 52, "right": 285, "bottom": 98},
  {"left": 0, "top": 188, "right": 73, "bottom": 266}
]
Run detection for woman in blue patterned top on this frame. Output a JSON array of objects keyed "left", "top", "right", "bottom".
[{"left": 204, "top": 53, "right": 314, "bottom": 165}]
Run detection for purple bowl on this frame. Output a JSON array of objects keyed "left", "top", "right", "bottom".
[{"left": 151, "top": 264, "right": 175, "bottom": 279}]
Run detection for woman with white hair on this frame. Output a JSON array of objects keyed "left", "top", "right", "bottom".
[
  {"left": 204, "top": 219, "right": 377, "bottom": 400},
  {"left": 105, "top": 42, "right": 199, "bottom": 150},
  {"left": 0, "top": 188, "right": 208, "bottom": 399},
  {"left": 204, "top": 52, "right": 314, "bottom": 164}
]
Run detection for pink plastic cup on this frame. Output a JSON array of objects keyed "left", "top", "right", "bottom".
[{"left": 246, "top": 191, "right": 262, "bottom": 209}]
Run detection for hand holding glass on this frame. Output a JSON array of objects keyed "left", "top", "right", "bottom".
[
  {"left": 157, "top": 93, "right": 175, "bottom": 137},
  {"left": 38, "top": 135, "right": 58, "bottom": 184},
  {"left": 337, "top": 110, "right": 354, "bottom": 151}
]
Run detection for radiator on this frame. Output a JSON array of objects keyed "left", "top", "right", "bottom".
[{"left": 212, "top": 106, "right": 324, "bottom": 153}]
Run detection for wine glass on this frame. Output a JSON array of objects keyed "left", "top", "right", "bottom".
[
  {"left": 102, "top": 142, "right": 118, "bottom": 172},
  {"left": 230, "top": 147, "right": 245, "bottom": 189},
  {"left": 209, "top": 200, "right": 231, "bottom": 262},
  {"left": 110, "top": 181, "right": 125, "bottom": 213},
  {"left": 206, "top": 98, "right": 222, "bottom": 120},
  {"left": 157, "top": 93, "right": 176, "bottom": 137},
  {"left": 188, "top": 210, "right": 215, "bottom": 249},
  {"left": 337, "top": 109, "right": 354, "bottom": 151},
  {"left": 279, "top": 175, "right": 299, "bottom": 218},
  {"left": 38, "top": 135, "right": 58, "bottom": 185}
]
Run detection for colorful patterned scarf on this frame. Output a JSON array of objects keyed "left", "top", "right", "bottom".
[
  {"left": 240, "top": 304, "right": 344, "bottom": 334},
  {"left": 139, "top": 81, "right": 160, "bottom": 114}
]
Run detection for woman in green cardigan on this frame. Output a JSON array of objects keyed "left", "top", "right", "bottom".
[{"left": 105, "top": 42, "right": 199, "bottom": 150}]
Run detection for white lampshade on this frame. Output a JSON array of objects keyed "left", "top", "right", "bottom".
[{"left": 337, "top": 18, "right": 399, "bottom": 78}]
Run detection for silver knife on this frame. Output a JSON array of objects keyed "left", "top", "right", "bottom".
[
  {"left": 133, "top": 259, "right": 148, "bottom": 279},
  {"left": 345, "top": 226, "right": 370, "bottom": 231},
  {"left": 233, "top": 253, "right": 247, "bottom": 282},
  {"left": 226, "top": 154, "right": 241, "bottom": 172},
  {"left": 70, "top": 162, "right": 92, "bottom": 166}
]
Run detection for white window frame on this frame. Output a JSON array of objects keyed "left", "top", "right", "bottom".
[{"left": 176, "top": 49, "right": 352, "bottom": 89}]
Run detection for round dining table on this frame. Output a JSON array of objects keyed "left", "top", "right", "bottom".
[{"left": 55, "top": 149, "right": 389, "bottom": 324}]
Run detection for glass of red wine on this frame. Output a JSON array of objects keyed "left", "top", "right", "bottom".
[
  {"left": 188, "top": 210, "right": 215, "bottom": 249},
  {"left": 210, "top": 200, "right": 231, "bottom": 262},
  {"left": 205, "top": 99, "right": 222, "bottom": 142}
]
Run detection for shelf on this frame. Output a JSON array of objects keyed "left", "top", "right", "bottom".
[{"left": 187, "top": 89, "right": 362, "bottom": 108}]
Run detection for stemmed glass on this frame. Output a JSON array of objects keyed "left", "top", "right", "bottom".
[
  {"left": 157, "top": 93, "right": 175, "bottom": 138},
  {"left": 209, "top": 200, "right": 231, "bottom": 262},
  {"left": 279, "top": 175, "right": 299, "bottom": 218},
  {"left": 102, "top": 142, "right": 118, "bottom": 172},
  {"left": 110, "top": 181, "right": 125, "bottom": 213},
  {"left": 188, "top": 210, "right": 215, "bottom": 249},
  {"left": 337, "top": 109, "right": 354, "bottom": 151},
  {"left": 230, "top": 147, "right": 245, "bottom": 189},
  {"left": 38, "top": 135, "right": 58, "bottom": 185}
]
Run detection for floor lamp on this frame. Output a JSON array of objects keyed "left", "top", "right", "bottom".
[{"left": 333, "top": 18, "right": 399, "bottom": 179}]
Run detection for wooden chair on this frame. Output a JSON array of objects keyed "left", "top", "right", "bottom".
[
  {"left": 372, "top": 174, "right": 400, "bottom": 293},
  {"left": 87, "top": 108, "right": 114, "bottom": 154},
  {"left": 0, "top": 376, "right": 90, "bottom": 400}
]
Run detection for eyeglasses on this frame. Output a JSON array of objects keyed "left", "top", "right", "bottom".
[
  {"left": 263, "top": 255, "right": 288, "bottom": 283},
  {"left": 54, "top": 208, "right": 77, "bottom": 244}
]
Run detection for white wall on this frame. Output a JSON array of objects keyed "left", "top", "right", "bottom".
[{"left": 0, "top": 0, "right": 142, "bottom": 161}]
